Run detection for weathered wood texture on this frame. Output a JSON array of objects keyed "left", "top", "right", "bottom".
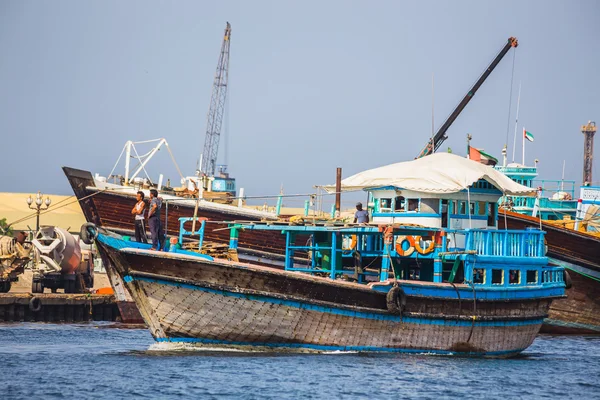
[
  {"left": 136, "top": 279, "right": 541, "bottom": 355},
  {"left": 541, "top": 269, "right": 600, "bottom": 334},
  {"left": 99, "top": 245, "right": 552, "bottom": 355},
  {"left": 62, "top": 166, "right": 301, "bottom": 255},
  {"left": 500, "top": 210, "right": 600, "bottom": 333},
  {"left": 120, "top": 251, "right": 553, "bottom": 318}
]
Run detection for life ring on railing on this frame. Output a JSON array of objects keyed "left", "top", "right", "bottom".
[
  {"left": 386, "top": 285, "right": 406, "bottom": 315},
  {"left": 349, "top": 235, "right": 357, "bottom": 250},
  {"left": 413, "top": 235, "right": 436, "bottom": 255},
  {"left": 395, "top": 236, "right": 415, "bottom": 256}
]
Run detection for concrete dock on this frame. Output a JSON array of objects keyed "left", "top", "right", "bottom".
[{"left": 0, "top": 293, "right": 119, "bottom": 322}]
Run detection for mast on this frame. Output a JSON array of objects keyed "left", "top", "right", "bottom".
[{"left": 201, "top": 22, "right": 231, "bottom": 177}]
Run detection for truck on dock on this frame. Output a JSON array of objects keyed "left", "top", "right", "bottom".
[
  {"left": 0, "top": 233, "right": 30, "bottom": 293},
  {"left": 31, "top": 226, "right": 94, "bottom": 294}
]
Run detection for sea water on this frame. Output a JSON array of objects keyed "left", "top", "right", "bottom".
[{"left": 0, "top": 323, "right": 599, "bottom": 399}]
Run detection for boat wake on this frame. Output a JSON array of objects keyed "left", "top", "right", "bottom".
[
  {"left": 147, "top": 342, "right": 362, "bottom": 355},
  {"left": 147, "top": 342, "right": 249, "bottom": 353}
]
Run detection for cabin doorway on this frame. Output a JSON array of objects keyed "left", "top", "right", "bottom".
[{"left": 441, "top": 200, "right": 448, "bottom": 228}]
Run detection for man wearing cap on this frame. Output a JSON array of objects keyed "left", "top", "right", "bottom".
[{"left": 353, "top": 202, "right": 369, "bottom": 224}]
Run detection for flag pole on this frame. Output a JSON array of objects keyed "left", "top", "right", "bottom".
[
  {"left": 522, "top": 127, "right": 525, "bottom": 165},
  {"left": 512, "top": 82, "right": 522, "bottom": 162}
]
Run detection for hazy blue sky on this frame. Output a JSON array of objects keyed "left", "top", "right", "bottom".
[{"left": 1, "top": 0, "right": 599, "bottom": 209}]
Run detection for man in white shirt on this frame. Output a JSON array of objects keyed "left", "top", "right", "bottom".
[
  {"left": 353, "top": 202, "right": 369, "bottom": 224},
  {"left": 131, "top": 191, "right": 148, "bottom": 243}
]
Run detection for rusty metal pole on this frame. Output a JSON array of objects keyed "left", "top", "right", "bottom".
[{"left": 335, "top": 167, "right": 342, "bottom": 218}]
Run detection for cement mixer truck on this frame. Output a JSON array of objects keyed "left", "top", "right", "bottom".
[{"left": 31, "top": 226, "right": 94, "bottom": 293}]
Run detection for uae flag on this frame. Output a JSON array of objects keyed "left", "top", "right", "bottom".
[
  {"left": 468, "top": 146, "right": 498, "bottom": 166},
  {"left": 524, "top": 128, "right": 534, "bottom": 142}
]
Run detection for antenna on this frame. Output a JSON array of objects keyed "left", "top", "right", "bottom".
[
  {"left": 431, "top": 73, "right": 435, "bottom": 140},
  {"left": 511, "top": 81, "right": 522, "bottom": 162}
]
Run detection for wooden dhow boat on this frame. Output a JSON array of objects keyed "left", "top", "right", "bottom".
[
  {"left": 500, "top": 185, "right": 600, "bottom": 333},
  {"left": 86, "top": 154, "right": 566, "bottom": 356}
]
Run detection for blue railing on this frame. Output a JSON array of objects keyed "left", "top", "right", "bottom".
[
  {"left": 496, "top": 166, "right": 538, "bottom": 174},
  {"left": 178, "top": 217, "right": 207, "bottom": 250},
  {"left": 542, "top": 267, "right": 564, "bottom": 285},
  {"left": 506, "top": 196, "right": 577, "bottom": 210},
  {"left": 465, "top": 229, "right": 545, "bottom": 258}
]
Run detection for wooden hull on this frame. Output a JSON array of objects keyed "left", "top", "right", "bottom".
[
  {"left": 500, "top": 210, "right": 600, "bottom": 333},
  {"left": 62, "top": 167, "right": 291, "bottom": 256},
  {"left": 500, "top": 210, "right": 600, "bottom": 269},
  {"left": 97, "top": 234, "right": 559, "bottom": 357},
  {"left": 540, "top": 264, "right": 600, "bottom": 334}
]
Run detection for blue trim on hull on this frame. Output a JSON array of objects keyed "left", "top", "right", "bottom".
[
  {"left": 390, "top": 284, "right": 565, "bottom": 301},
  {"left": 97, "top": 233, "right": 213, "bottom": 260},
  {"left": 131, "top": 275, "right": 544, "bottom": 327},
  {"left": 543, "top": 318, "right": 600, "bottom": 333},
  {"left": 154, "top": 337, "right": 525, "bottom": 357}
]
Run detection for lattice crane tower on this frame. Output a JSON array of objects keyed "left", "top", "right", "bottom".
[
  {"left": 581, "top": 121, "right": 596, "bottom": 185},
  {"left": 201, "top": 22, "right": 231, "bottom": 177}
]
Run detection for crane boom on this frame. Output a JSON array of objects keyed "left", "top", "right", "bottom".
[
  {"left": 416, "top": 37, "right": 518, "bottom": 159},
  {"left": 201, "top": 22, "right": 231, "bottom": 177}
]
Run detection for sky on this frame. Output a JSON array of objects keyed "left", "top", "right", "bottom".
[{"left": 1, "top": 0, "right": 599, "bottom": 210}]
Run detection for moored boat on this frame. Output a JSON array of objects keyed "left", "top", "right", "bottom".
[
  {"left": 500, "top": 185, "right": 600, "bottom": 333},
  {"left": 88, "top": 153, "right": 566, "bottom": 356}
]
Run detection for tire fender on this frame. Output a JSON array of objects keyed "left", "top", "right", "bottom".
[
  {"left": 80, "top": 223, "right": 98, "bottom": 245},
  {"left": 29, "top": 297, "right": 42, "bottom": 312},
  {"left": 386, "top": 285, "right": 406, "bottom": 315},
  {"left": 563, "top": 270, "right": 573, "bottom": 289}
]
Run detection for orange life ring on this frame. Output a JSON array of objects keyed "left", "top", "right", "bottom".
[
  {"left": 344, "top": 235, "right": 358, "bottom": 250},
  {"left": 395, "top": 236, "right": 415, "bottom": 256},
  {"left": 413, "top": 235, "right": 435, "bottom": 255}
]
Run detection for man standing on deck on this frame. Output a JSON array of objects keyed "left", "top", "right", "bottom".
[
  {"left": 148, "top": 189, "right": 164, "bottom": 251},
  {"left": 353, "top": 202, "right": 369, "bottom": 224},
  {"left": 131, "top": 191, "right": 148, "bottom": 243}
]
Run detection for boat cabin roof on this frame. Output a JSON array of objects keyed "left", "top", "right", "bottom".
[{"left": 322, "top": 153, "right": 535, "bottom": 196}]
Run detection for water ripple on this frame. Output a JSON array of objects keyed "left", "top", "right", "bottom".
[{"left": 0, "top": 323, "right": 599, "bottom": 399}]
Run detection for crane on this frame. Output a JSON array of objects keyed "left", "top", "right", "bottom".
[
  {"left": 200, "top": 22, "right": 231, "bottom": 177},
  {"left": 416, "top": 37, "right": 519, "bottom": 159}
]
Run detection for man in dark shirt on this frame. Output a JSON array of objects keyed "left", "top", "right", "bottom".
[
  {"left": 148, "top": 189, "right": 164, "bottom": 251},
  {"left": 353, "top": 202, "right": 369, "bottom": 224}
]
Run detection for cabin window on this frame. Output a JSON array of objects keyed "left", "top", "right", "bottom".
[
  {"left": 380, "top": 198, "right": 392, "bottom": 212},
  {"left": 407, "top": 199, "right": 419, "bottom": 212},
  {"left": 477, "top": 201, "right": 486, "bottom": 216},
  {"left": 473, "top": 268, "right": 485, "bottom": 284},
  {"left": 526, "top": 270, "right": 538, "bottom": 284},
  {"left": 491, "top": 269, "right": 503, "bottom": 285},
  {"left": 394, "top": 196, "right": 405, "bottom": 211},
  {"left": 509, "top": 269, "right": 520, "bottom": 284},
  {"left": 450, "top": 201, "right": 457, "bottom": 215},
  {"left": 487, "top": 203, "right": 497, "bottom": 226},
  {"left": 469, "top": 202, "right": 475, "bottom": 215},
  {"left": 420, "top": 198, "right": 439, "bottom": 214},
  {"left": 459, "top": 201, "right": 467, "bottom": 215}
]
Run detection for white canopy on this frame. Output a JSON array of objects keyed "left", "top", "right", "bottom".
[{"left": 323, "top": 153, "right": 535, "bottom": 196}]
